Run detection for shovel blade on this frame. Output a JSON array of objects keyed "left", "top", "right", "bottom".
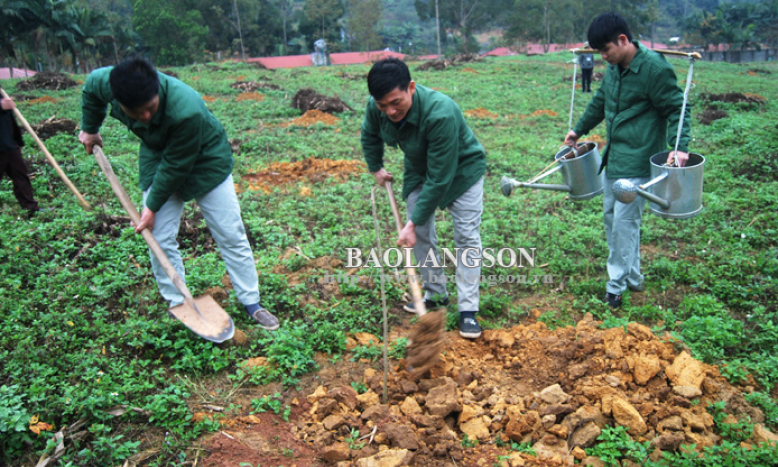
[{"left": 169, "top": 295, "right": 235, "bottom": 343}]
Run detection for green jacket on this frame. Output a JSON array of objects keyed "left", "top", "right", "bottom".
[
  {"left": 573, "top": 42, "right": 692, "bottom": 179},
  {"left": 361, "top": 84, "right": 486, "bottom": 225},
  {"left": 81, "top": 67, "right": 233, "bottom": 212}
]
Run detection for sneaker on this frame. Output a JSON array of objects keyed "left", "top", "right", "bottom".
[
  {"left": 459, "top": 312, "right": 481, "bottom": 339},
  {"left": 403, "top": 296, "right": 449, "bottom": 314},
  {"left": 603, "top": 292, "right": 622, "bottom": 308},
  {"left": 245, "top": 304, "right": 279, "bottom": 331},
  {"left": 627, "top": 282, "right": 646, "bottom": 292}
]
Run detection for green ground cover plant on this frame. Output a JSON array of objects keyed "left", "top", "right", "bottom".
[{"left": 1, "top": 55, "right": 777, "bottom": 465}]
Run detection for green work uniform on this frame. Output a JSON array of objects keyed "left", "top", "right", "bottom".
[
  {"left": 361, "top": 84, "right": 486, "bottom": 225},
  {"left": 81, "top": 67, "right": 233, "bottom": 212},
  {"left": 573, "top": 42, "right": 691, "bottom": 179}
]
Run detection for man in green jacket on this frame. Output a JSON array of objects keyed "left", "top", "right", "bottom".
[
  {"left": 79, "top": 57, "right": 278, "bottom": 330},
  {"left": 564, "top": 12, "right": 691, "bottom": 308},
  {"left": 361, "top": 58, "right": 487, "bottom": 338}
]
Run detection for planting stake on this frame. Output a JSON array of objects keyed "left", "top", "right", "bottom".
[
  {"left": 0, "top": 88, "right": 91, "bottom": 210},
  {"left": 92, "top": 146, "right": 234, "bottom": 343}
]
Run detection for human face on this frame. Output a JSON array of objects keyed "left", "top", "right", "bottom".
[
  {"left": 120, "top": 95, "right": 160, "bottom": 124},
  {"left": 374, "top": 82, "right": 415, "bottom": 122},
  {"left": 597, "top": 35, "right": 636, "bottom": 68}
]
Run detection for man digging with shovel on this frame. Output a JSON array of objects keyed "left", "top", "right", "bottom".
[
  {"left": 79, "top": 57, "right": 279, "bottom": 331},
  {"left": 361, "top": 58, "right": 487, "bottom": 339}
]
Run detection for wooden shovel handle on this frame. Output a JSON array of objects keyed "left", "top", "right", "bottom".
[
  {"left": 385, "top": 182, "right": 427, "bottom": 316},
  {"left": 0, "top": 88, "right": 91, "bottom": 210},
  {"left": 92, "top": 146, "right": 194, "bottom": 304}
]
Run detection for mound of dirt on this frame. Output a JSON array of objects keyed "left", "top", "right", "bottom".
[
  {"left": 301, "top": 315, "right": 773, "bottom": 466},
  {"left": 15, "top": 72, "right": 78, "bottom": 91},
  {"left": 32, "top": 117, "right": 77, "bottom": 140},
  {"left": 160, "top": 69, "right": 179, "bottom": 78},
  {"left": 235, "top": 92, "right": 265, "bottom": 102},
  {"left": 700, "top": 92, "right": 767, "bottom": 104},
  {"left": 464, "top": 108, "right": 498, "bottom": 119},
  {"left": 199, "top": 313, "right": 776, "bottom": 466},
  {"left": 230, "top": 80, "right": 281, "bottom": 92},
  {"left": 283, "top": 109, "right": 341, "bottom": 128},
  {"left": 202, "top": 95, "right": 218, "bottom": 103},
  {"left": 240, "top": 157, "right": 365, "bottom": 193},
  {"left": 292, "top": 89, "right": 353, "bottom": 114},
  {"left": 699, "top": 108, "right": 728, "bottom": 126}
]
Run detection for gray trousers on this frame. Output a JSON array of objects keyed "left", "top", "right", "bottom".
[
  {"left": 406, "top": 177, "right": 483, "bottom": 312},
  {"left": 603, "top": 174, "right": 649, "bottom": 295},
  {"left": 143, "top": 175, "right": 260, "bottom": 307}
]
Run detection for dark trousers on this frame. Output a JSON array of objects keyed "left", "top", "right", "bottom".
[
  {"left": 0, "top": 148, "right": 39, "bottom": 210},
  {"left": 581, "top": 68, "right": 593, "bottom": 92}
]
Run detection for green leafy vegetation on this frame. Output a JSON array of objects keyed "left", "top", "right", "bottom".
[{"left": 1, "top": 54, "right": 777, "bottom": 465}]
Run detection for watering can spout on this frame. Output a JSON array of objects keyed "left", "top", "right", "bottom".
[
  {"left": 517, "top": 182, "right": 573, "bottom": 193},
  {"left": 612, "top": 178, "right": 671, "bottom": 209}
]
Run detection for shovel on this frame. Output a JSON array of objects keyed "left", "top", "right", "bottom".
[
  {"left": 384, "top": 181, "right": 445, "bottom": 377},
  {"left": 92, "top": 146, "right": 234, "bottom": 343}
]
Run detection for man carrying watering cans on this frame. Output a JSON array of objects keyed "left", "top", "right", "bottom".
[
  {"left": 360, "top": 58, "right": 487, "bottom": 338},
  {"left": 564, "top": 12, "right": 692, "bottom": 308}
]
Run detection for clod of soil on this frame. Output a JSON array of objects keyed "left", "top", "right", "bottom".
[
  {"left": 464, "top": 108, "right": 498, "bottom": 119},
  {"left": 699, "top": 108, "right": 728, "bottom": 125},
  {"left": 700, "top": 92, "right": 767, "bottom": 104},
  {"left": 747, "top": 68, "right": 771, "bottom": 75},
  {"left": 282, "top": 109, "right": 341, "bottom": 128},
  {"left": 240, "top": 157, "right": 365, "bottom": 193},
  {"left": 15, "top": 71, "right": 79, "bottom": 91},
  {"left": 235, "top": 92, "right": 265, "bottom": 102},
  {"left": 292, "top": 88, "right": 354, "bottom": 114},
  {"left": 230, "top": 80, "right": 281, "bottom": 92},
  {"left": 32, "top": 117, "right": 77, "bottom": 140},
  {"left": 202, "top": 95, "right": 218, "bottom": 103},
  {"left": 160, "top": 69, "right": 179, "bottom": 78}
]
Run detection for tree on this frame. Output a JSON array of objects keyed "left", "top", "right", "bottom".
[
  {"left": 132, "top": 0, "right": 208, "bottom": 65},
  {"left": 304, "top": 0, "right": 343, "bottom": 43},
  {"left": 346, "top": 0, "right": 382, "bottom": 52},
  {"left": 414, "top": 0, "right": 509, "bottom": 53},
  {"left": 504, "top": 0, "right": 577, "bottom": 52}
]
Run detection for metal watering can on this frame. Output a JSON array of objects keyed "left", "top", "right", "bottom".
[
  {"left": 501, "top": 142, "right": 605, "bottom": 201},
  {"left": 612, "top": 151, "right": 705, "bottom": 219}
]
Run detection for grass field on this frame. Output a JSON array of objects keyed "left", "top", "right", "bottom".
[{"left": 1, "top": 54, "right": 777, "bottom": 466}]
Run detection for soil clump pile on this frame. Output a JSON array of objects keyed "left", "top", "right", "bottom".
[
  {"left": 235, "top": 92, "right": 265, "bottom": 102},
  {"left": 200, "top": 313, "right": 777, "bottom": 467},
  {"left": 160, "top": 69, "right": 179, "bottom": 78},
  {"left": 700, "top": 92, "right": 767, "bottom": 104},
  {"left": 240, "top": 157, "right": 365, "bottom": 193},
  {"left": 416, "top": 54, "right": 482, "bottom": 72},
  {"left": 699, "top": 108, "right": 728, "bottom": 125},
  {"left": 32, "top": 117, "right": 77, "bottom": 139},
  {"left": 292, "top": 88, "right": 354, "bottom": 114},
  {"left": 15, "top": 72, "right": 78, "bottom": 91},
  {"left": 231, "top": 80, "right": 281, "bottom": 92},
  {"left": 283, "top": 109, "right": 341, "bottom": 127}
]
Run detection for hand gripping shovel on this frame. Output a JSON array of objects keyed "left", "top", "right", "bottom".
[
  {"left": 93, "top": 146, "right": 234, "bottom": 343},
  {"left": 385, "top": 182, "right": 445, "bottom": 377}
]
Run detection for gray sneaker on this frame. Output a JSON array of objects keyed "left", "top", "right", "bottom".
[{"left": 244, "top": 304, "right": 279, "bottom": 331}]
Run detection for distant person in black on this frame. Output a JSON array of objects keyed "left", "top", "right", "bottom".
[
  {"left": 579, "top": 51, "right": 595, "bottom": 93},
  {"left": 0, "top": 86, "right": 42, "bottom": 218}
]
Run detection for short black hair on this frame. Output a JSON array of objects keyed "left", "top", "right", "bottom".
[
  {"left": 367, "top": 58, "right": 411, "bottom": 101},
  {"left": 587, "top": 12, "right": 633, "bottom": 51},
  {"left": 109, "top": 57, "right": 160, "bottom": 109}
]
